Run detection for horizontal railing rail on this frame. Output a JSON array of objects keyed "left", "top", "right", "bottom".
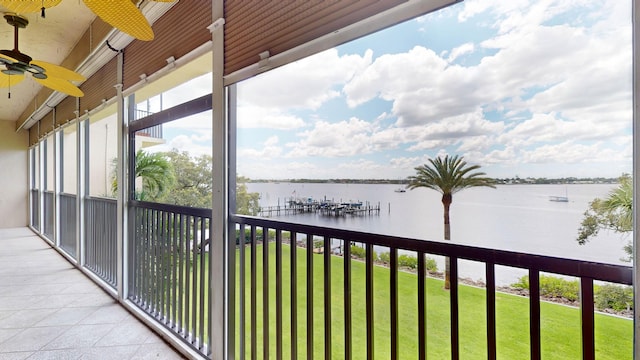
[
  {"left": 231, "top": 214, "right": 632, "bottom": 360},
  {"left": 84, "top": 196, "right": 117, "bottom": 288},
  {"left": 129, "top": 200, "right": 212, "bottom": 357}
]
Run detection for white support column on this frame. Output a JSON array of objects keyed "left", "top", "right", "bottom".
[
  {"left": 116, "top": 50, "right": 127, "bottom": 301},
  {"left": 52, "top": 113, "right": 59, "bottom": 248},
  {"left": 633, "top": 0, "right": 639, "bottom": 357},
  {"left": 75, "top": 109, "right": 83, "bottom": 266},
  {"left": 210, "top": 0, "right": 227, "bottom": 357}
]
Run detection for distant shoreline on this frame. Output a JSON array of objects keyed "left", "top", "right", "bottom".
[{"left": 249, "top": 178, "right": 622, "bottom": 185}]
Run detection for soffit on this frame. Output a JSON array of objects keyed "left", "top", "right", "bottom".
[
  {"left": 224, "top": 0, "right": 406, "bottom": 75},
  {"left": 0, "top": 2, "right": 95, "bottom": 123}
]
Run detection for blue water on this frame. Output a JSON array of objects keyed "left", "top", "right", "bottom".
[{"left": 246, "top": 183, "right": 629, "bottom": 285}]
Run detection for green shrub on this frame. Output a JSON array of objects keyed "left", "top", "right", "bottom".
[
  {"left": 511, "top": 275, "right": 579, "bottom": 302},
  {"left": 512, "top": 276, "right": 529, "bottom": 290},
  {"left": 595, "top": 284, "right": 633, "bottom": 311},
  {"left": 236, "top": 228, "right": 264, "bottom": 244},
  {"left": 350, "top": 245, "right": 366, "bottom": 259},
  {"left": 376, "top": 252, "right": 437, "bottom": 272},
  {"left": 425, "top": 257, "right": 438, "bottom": 272},
  {"left": 398, "top": 254, "right": 418, "bottom": 269}
]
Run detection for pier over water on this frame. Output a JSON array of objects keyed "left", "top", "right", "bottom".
[{"left": 258, "top": 197, "right": 381, "bottom": 217}]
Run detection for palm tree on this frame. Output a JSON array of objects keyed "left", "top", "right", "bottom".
[
  {"left": 111, "top": 150, "right": 174, "bottom": 201},
  {"left": 407, "top": 155, "right": 495, "bottom": 289}
]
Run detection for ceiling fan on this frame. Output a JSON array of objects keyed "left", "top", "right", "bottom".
[
  {"left": 0, "top": 13, "right": 85, "bottom": 97},
  {"left": 0, "top": 0, "right": 176, "bottom": 41}
]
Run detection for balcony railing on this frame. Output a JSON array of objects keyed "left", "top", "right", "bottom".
[
  {"left": 230, "top": 214, "right": 632, "bottom": 360},
  {"left": 128, "top": 200, "right": 212, "bottom": 357},
  {"left": 59, "top": 193, "right": 77, "bottom": 259},
  {"left": 30, "top": 188, "right": 39, "bottom": 230},
  {"left": 134, "top": 109, "right": 163, "bottom": 139},
  {"left": 28, "top": 193, "right": 634, "bottom": 359},
  {"left": 85, "top": 196, "right": 117, "bottom": 288},
  {"left": 43, "top": 190, "right": 54, "bottom": 240}
]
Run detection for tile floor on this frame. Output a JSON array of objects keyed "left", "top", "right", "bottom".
[{"left": 0, "top": 227, "right": 186, "bottom": 360}]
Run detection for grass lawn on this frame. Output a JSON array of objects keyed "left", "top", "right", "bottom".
[{"left": 235, "top": 243, "right": 632, "bottom": 359}]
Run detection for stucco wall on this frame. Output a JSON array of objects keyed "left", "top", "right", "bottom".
[{"left": 0, "top": 120, "right": 28, "bottom": 228}]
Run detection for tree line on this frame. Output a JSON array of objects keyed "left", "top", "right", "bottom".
[{"left": 112, "top": 149, "right": 260, "bottom": 215}]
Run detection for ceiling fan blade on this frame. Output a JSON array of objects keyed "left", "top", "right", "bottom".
[
  {"left": 0, "top": 73, "right": 24, "bottom": 88},
  {"left": 0, "top": 53, "right": 18, "bottom": 64},
  {"left": 83, "top": 0, "right": 155, "bottom": 41},
  {"left": 0, "top": 0, "right": 61, "bottom": 13},
  {"left": 34, "top": 77, "right": 84, "bottom": 97},
  {"left": 30, "top": 60, "right": 85, "bottom": 82}
]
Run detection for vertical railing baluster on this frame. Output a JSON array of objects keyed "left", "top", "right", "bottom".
[
  {"left": 184, "top": 215, "right": 192, "bottom": 341},
  {"left": 192, "top": 216, "right": 199, "bottom": 345},
  {"left": 306, "top": 234, "right": 314, "bottom": 360},
  {"left": 239, "top": 224, "right": 246, "bottom": 360},
  {"left": 262, "top": 227, "right": 270, "bottom": 360},
  {"left": 155, "top": 209, "right": 162, "bottom": 316},
  {"left": 390, "top": 247, "right": 398, "bottom": 360},
  {"left": 529, "top": 269, "right": 541, "bottom": 360},
  {"left": 251, "top": 225, "right": 257, "bottom": 360},
  {"left": 486, "top": 263, "right": 496, "bottom": 360},
  {"left": 290, "top": 231, "right": 298, "bottom": 359},
  {"left": 450, "top": 256, "right": 459, "bottom": 360},
  {"left": 344, "top": 240, "right": 352, "bottom": 360},
  {"left": 199, "top": 217, "right": 206, "bottom": 350},
  {"left": 144, "top": 208, "right": 151, "bottom": 310},
  {"left": 417, "top": 251, "right": 426, "bottom": 360},
  {"left": 324, "top": 236, "right": 331, "bottom": 360},
  {"left": 160, "top": 210, "right": 167, "bottom": 319},
  {"left": 365, "top": 243, "right": 374, "bottom": 360},
  {"left": 276, "top": 229, "right": 283, "bottom": 360},
  {"left": 171, "top": 212, "right": 178, "bottom": 328},
  {"left": 580, "top": 277, "right": 595, "bottom": 360},
  {"left": 178, "top": 214, "right": 184, "bottom": 332}
]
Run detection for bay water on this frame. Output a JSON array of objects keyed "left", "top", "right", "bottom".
[{"left": 246, "top": 182, "right": 630, "bottom": 286}]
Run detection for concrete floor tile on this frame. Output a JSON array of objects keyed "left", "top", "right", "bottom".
[
  {"left": 33, "top": 307, "right": 98, "bottom": 327},
  {"left": 77, "top": 305, "right": 128, "bottom": 325},
  {"left": 94, "top": 321, "right": 152, "bottom": 347},
  {"left": 77, "top": 345, "right": 140, "bottom": 360},
  {"left": 0, "top": 352, "right": 34, "bottom": 360},
  {"left": 41, "top": 324, "right": 115, "bottom": 350},
  {"left": 131, "top": 343, "right": 186, "bottom": 360},
  {"left": 23, "top": 349, "right": 83, "bottom": 360},
  {"left": 0, "top": 309, "right": 59, "bottom": 329},
  {"left": 0, "top": 326, "right": 70, "bottom": 352},
  {"left": 0, "top": 229, "right": 185, "bottom": 359},
  {"left": 65, "top": 293, "right": 115, "bottom": 309},
  {"left": 0, "top": 328, "right": 17, "bottom": 344}
]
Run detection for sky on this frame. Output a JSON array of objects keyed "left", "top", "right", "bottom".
[{"left": 149, "top": 0, "right": 632, "bottom": 180}]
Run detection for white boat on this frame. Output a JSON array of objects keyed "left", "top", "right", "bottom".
[
  {"left": 394, "top": 188, "right": 406, "bottom": 193},
  {"left": 549, "top": 195, "right": 568, "bottom": 202}
]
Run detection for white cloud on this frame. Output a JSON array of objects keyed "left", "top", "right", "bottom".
[
  {"left": 447, "top": 42, "right": 475, "bottom": 63},
  {"left": 237, "top": 105, "right": 305, "bottom": 129},
  {"left": 232, "top": 0, "right": 631, "bottom": 179},
  {"left": 286, "top": 117, "right": 375, "bottom": 158},
  {"left": 238, "top": 49, "right": 372, "bottom": 110}
]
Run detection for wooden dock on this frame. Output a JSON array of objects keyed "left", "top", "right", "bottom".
[{"left": 257, "top": 198, "right": 381, "bottom": 217}]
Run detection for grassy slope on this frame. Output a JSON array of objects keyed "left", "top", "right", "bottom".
[{"left": 235, "top": 244, "right": 632, "bottom": 359}]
